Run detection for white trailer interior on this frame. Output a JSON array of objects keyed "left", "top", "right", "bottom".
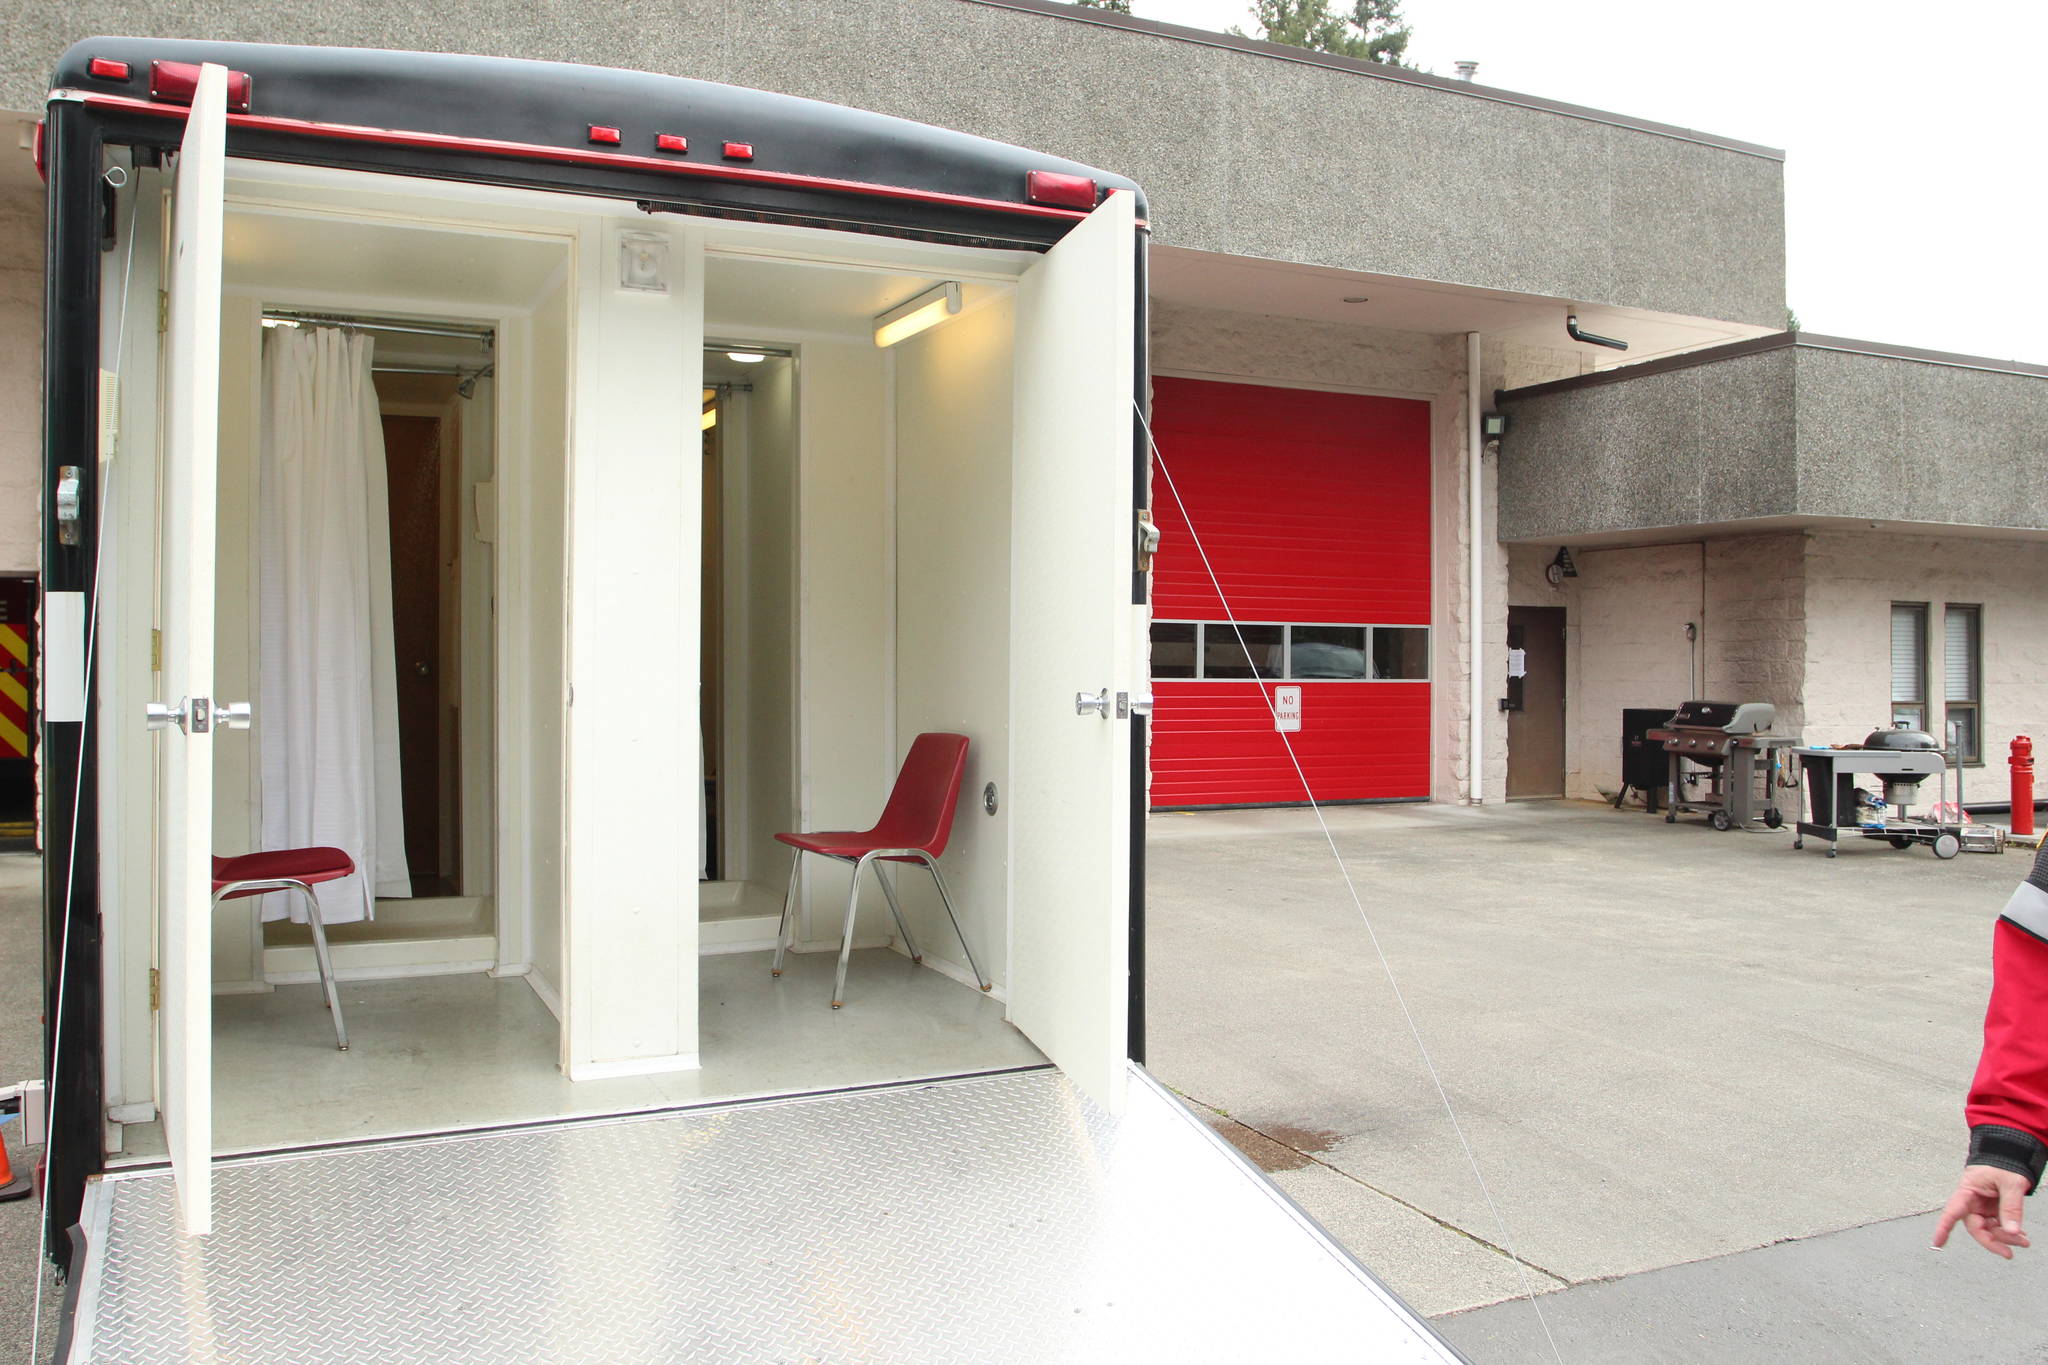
[{"left": 99, "top": 73, "right": 1141, "bottom": 1235}]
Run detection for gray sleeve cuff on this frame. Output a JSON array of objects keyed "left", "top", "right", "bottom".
[{"left": 1969, "top": 1124, "right": 2048, "bottom": 1193}]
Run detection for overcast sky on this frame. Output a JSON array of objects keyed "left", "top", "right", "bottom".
[{"left": 1127, "top": 1, "right": 2047, "bottom": 364}]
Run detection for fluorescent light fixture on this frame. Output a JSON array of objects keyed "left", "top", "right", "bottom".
[
  {"left": 726, "top": 351, "right": 767, "bottom": 364},
  {"left": 873, "top": 281, "right": 962, "bottom": 348}
]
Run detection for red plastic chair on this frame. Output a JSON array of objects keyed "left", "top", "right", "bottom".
[
  {"left": 212, "top": 847, "right": 363, "bottom": 1050},
  {"left": 771, "top": 732, "right": 990, "bottom": 1008}
]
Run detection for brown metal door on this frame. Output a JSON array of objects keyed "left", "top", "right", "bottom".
[{"left": 1506, "top": 606, "right": 1566, "bottom": 799}]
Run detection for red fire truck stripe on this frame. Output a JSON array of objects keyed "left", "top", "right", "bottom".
[{"left": 69, "top": 92, "right": 1123, "bottom": 227}]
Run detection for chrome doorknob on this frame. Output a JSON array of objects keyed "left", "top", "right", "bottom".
[
  {"left": 145, "top": 701, "right": 184, "bottom": 732},
  {"left": 217, "top": 702, "right": 253, "bottom": 730}
]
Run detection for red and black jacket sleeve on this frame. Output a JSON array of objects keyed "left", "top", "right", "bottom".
[{"left": 1965, "top": 842, "right": 2048, "bottom": 1190}]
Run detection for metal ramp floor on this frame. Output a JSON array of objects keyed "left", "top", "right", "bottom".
[{"left": 68, "top": 1065, "right": 1461, "bottom": 1363}]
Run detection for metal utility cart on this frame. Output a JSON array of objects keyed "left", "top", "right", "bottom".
[
  {"left": 1793, "top": 725, "right": 1965, "bottom": 859},
  {"left": 1649, "top": 700, "right": 1796, "bottom": 831}
]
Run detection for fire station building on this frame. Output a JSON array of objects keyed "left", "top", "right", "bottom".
[{"left": 3, "top": 0, "right": 2034, "bottom": 814}]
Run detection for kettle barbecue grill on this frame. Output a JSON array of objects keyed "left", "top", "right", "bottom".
[{"left": 1792, "top": 724, "right": 1977, "bottom": 859}]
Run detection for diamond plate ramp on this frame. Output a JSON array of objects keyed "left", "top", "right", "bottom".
[{"left": 69, "top": 1066, "right": 1462, "bottom": 1363}]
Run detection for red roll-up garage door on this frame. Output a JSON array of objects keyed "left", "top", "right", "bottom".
[{"left": 1149, "top": 377, "right": 1431, "bottom": 808}]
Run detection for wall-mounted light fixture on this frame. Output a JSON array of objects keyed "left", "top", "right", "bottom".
[
  {"left": 1481, "top": 411, "right": 1509, "bottom": 439},
  {"left": 618, "top": 231, "right": 671, "bottom": 294},
  {"left": 873, "top": 281, "right": 962, "bottom": 348}
]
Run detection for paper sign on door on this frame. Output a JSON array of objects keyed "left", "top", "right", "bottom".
[{"left": 1273, "top": 685, "right": 1302, "bottom": 733}]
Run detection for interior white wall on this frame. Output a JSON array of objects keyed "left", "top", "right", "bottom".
[
  {"left": 560, "top": 220, "right": 702, "bottom": 1078},
  {"left": 792, "top": 338, "right": 895, "bottom": 945},
  {"left": 738, "top": 358, "right": 799, "bottom": 899},
  {"left": 891, "top": 293, "right": 1015, "bottom": 988},
  {"left": 506, "top": 277, "right": 570, "bottom": 1012}
]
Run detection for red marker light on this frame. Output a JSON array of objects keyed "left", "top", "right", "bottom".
[
  {"left": 149, "top": 61, "right": 252, "bottom": 112},
  {"left": 88, "top": 58, "right": 131, "bottom": 81},
  {"left": 656, "top": 133, "right": 688, "bottom": 153},
  {"left": 1026, "top": 170, "right": 1099, "bottom": 210},
  {"left": 722, "top": 142, "right": 754, "bottom": 161},
  {"left": 32, "top": 121, "right": 44, "bottom": 184},
  {"left": 588, "top": 125, "right": 622, "bottom": 145}
]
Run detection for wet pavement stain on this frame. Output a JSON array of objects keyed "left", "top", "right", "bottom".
[{"left": 1206, "top": 1118, "right": 1344, "bottom": 1173}]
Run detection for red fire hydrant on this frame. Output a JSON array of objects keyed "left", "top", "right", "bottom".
[{"left": 2012, "top": 735, "right": 2035, "bottom": 837}]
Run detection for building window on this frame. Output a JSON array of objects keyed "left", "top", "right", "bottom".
[
  {"left": 1944, "top": 603, "right": 1982, "bottom": 764},
  {"left": 1890, "top": 602, "right": 1928, "bottom": 731},
  {"left": 1148, "top": 621, "right": 1431, "bottom": 681}
]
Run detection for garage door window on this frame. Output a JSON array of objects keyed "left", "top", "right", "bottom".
[{"left": 1151, "top": 621, "right": 1430, "bottom": 681}]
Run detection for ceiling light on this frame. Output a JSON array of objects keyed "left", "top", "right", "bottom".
[
  {"left": 873, "top": 281, "right": 963, "bottom": 349},
  {"left": 726, "top": 351, "right": 767, "bottom": 363}
]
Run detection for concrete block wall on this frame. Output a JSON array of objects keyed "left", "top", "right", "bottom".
[
  {"left": 0, "top": 181, "right": 41, "bottom": 576},
  {"left": 1702, "top": 532, "right": 1806, "bottom": 737},
  {"left": 1802, "top": 530, "right": 2048, "bottom": 773}
]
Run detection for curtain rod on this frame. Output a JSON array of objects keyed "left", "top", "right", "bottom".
[{"left": 264, "top": 309, "right": 496, "bottom": 342}]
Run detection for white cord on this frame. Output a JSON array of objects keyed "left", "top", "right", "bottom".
[
  {"left": 1144, "top": 403, "right": 1567, "bottom": 1365},
  {"left": 30, "top": 160, "right": 138, "bottom": 1365}
]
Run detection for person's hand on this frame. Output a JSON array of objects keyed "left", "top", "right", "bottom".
[{"left": 1933, "top": 1165, "right": 2033, "bottom": 1257}]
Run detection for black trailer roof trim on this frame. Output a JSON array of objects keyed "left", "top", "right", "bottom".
[{"left": 69, "top": 90, "right": 1117, "bottom": 227}]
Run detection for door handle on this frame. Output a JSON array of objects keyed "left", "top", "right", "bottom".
[
  {"left": 1075, "top": 689, "right": 1111, "bottom": 719},
  {"left": 145, "top": 697, "right": 252, "bottom": 733}
]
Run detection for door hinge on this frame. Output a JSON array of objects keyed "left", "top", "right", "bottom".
[
  {"left": 150, "top": 627, "right": 162, "bottom": 673},
  {"left": 156, "top": 288, "right": 168, "bottom": 334},
  {"left": 149, "top": 967, "right": 161, "bottom": 1012}
]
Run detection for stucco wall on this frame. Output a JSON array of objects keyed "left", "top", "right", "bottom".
[
  {"left": 8, "top": 0, "right": 1783, "bottom": 324},
  {"left": 1802, "top": 531, "right": 2048, "bottom": 773},
  {"left": 1498, "top": 340, "right": 2048, "bottom": 541},
  {"left": 0, "top": 181, "right": 40, "bottom": 575},
  {"left": 1702, "top": 532, "right": 1807, "bottom": 739}
]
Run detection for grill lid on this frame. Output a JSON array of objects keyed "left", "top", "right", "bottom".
[{"left": 1864, "top": 725, "right": 1939, "bottom": 751}]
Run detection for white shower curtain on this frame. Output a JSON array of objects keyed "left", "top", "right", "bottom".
[{"left": 257, "top": 326, "right": 411, "bottom": 922}]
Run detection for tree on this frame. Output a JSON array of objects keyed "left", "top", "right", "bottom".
[
  {"left": 1233, "top": 0, "right": 1413, "bottom": 67},
  {"left": 1069, "top": 0, "right": 1132, "bottom": 12}
]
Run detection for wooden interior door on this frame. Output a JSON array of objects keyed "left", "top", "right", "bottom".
[{"left": 1505, "top": 606, "right": 1567, "bottom": 799}]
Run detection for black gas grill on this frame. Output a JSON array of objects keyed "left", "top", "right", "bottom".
[{"left": 1647, "top": 700, "right": 1794, "bottom": 830}]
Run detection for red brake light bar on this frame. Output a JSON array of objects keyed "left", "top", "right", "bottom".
[
  {"left": 150, "top": 60, "right": 252, "bottom": 113},
  {"left": 88, "top": 58, "right": 131, "bottom": 81},
  {"left": 1026, "top": 170, "right": 1099, "bottom": 210}
]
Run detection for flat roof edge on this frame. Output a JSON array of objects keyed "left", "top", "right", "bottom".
[
  {"left": 959, "top": 0, "right": 1786, "bottom": 162},
  {"left": 1499, "top": 331, "right": 2048, "bottom": 402}
]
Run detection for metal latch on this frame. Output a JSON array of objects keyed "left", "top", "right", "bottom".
[
  {"left": 1135, "top": 511, "right": 1162, "bottom": 572},
  {"left": 146, "top": 697, "right": 253, "bottom": 733},
  {"left": 55, "top": 465, "right": 81, "bottom": 546}
]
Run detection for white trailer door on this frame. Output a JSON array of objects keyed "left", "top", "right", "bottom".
[
  {"left": 153, "top": 64, "right": 230, "bottom": 1237},
  {"left": 1006, "top": 191, "right": 1138, "bottom": 1113}
]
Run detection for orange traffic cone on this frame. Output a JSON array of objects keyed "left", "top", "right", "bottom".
[{"left": 0, "top": 1120, "right": 31, "bottom": 1202}]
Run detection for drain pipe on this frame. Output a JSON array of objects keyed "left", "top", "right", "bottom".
[{"left": 1467, "top": 331, "right": 1484, "bottom": 805}]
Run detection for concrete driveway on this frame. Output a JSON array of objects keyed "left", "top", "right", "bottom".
[{"left": 1145, "top": 800, "right": 2048, "bottom": 1360}]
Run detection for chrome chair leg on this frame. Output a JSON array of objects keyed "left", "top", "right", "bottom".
[
  {"left": 872, "top": 860, "right": 921, "bottom": 964},
  {"left": 289, "top": 880, "right": 349, "bottom": 1051},
  {"left": 920, "top": 855, "right": 990, "bottom": 992},
  {"left": 771, "top": 851, "right": 802, "bottom": 977},
  {"left": 831, "top": 853, "right": 871, "bottom": 1009}
]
